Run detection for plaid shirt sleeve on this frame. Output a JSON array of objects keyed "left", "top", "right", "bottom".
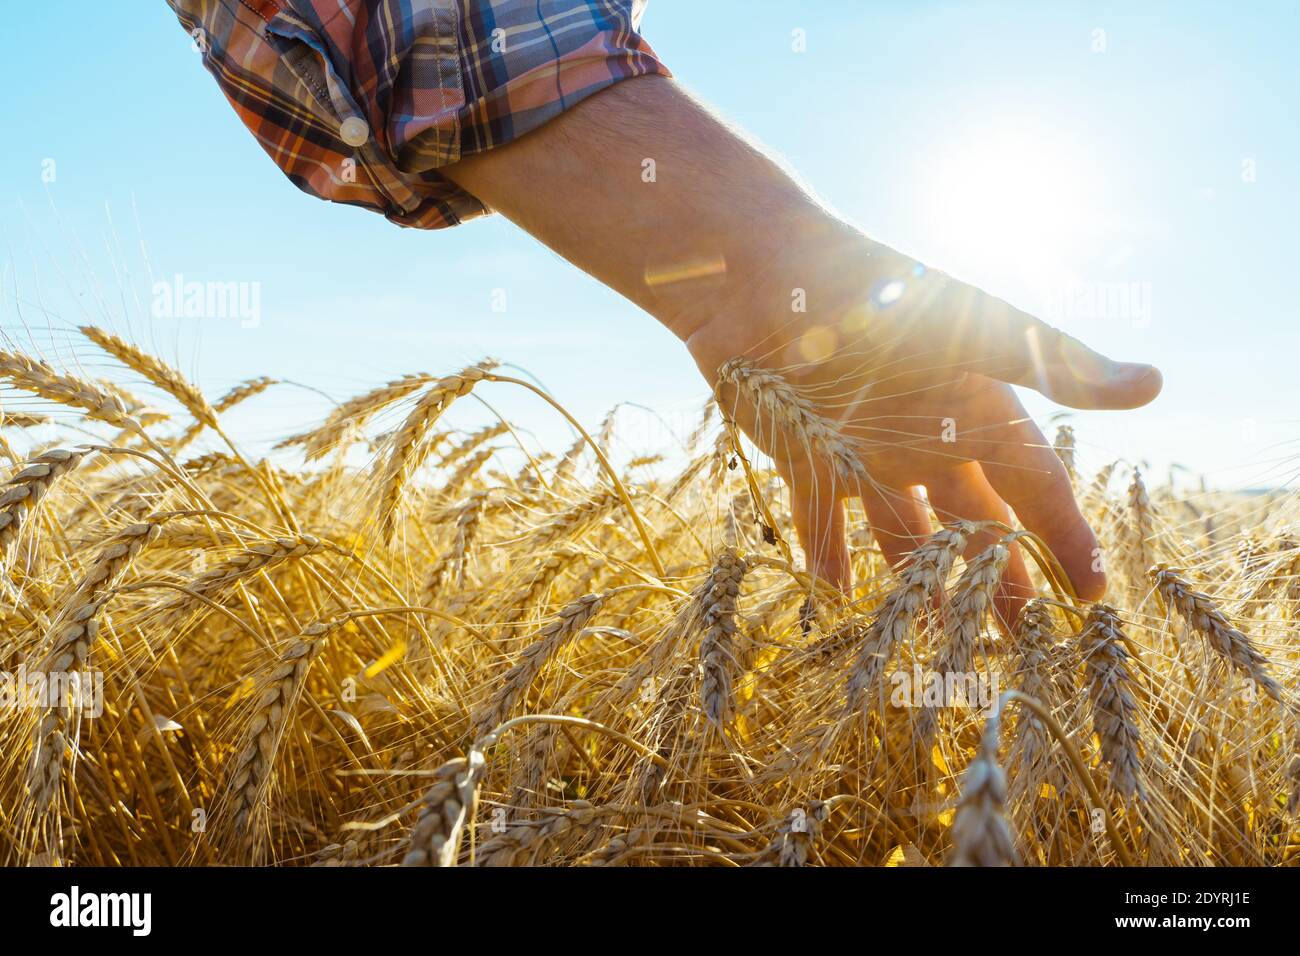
[{"left": 166, "top": 0, "right": 671, "bottom": 229}]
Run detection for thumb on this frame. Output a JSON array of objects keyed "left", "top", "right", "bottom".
[{"left": 885, "top": 274, "right": 1163, "bottom": 411}]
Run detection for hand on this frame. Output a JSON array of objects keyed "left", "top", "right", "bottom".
[{"left": 687, "top": 243, "right": 1161, "bottom": 623}]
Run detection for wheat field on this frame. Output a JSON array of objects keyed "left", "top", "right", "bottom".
[{"left": 0, "top": 329, "right": 1296, "bottom": 867}]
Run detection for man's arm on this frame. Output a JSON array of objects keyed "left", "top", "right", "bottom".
[{"left": 442, "top": 75, "right": 1161, "bottom": 612}]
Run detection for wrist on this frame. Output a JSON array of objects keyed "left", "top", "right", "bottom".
[{"left": 675, "top": 223, "right": 891, "bottom": 382}]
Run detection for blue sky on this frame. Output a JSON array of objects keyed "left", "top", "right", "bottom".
[{"left": 2, "top": 1, "right": 1298, "bottom": 488}]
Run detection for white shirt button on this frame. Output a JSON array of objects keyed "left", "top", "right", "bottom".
[{"left": 339, "top": 116, "right": 369, "bottom": 147}]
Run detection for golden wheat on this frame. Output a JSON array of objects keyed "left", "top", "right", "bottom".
[{"left": 0, "top": 340, "right": 1296, "bottom": 869}]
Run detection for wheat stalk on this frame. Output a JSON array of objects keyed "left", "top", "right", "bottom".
[
  {"left": 1287, "top": 750, "right": 1300, "bottom": 815},
  {"left": 174, "top": 377, "right": 276, "bottom": 450}
]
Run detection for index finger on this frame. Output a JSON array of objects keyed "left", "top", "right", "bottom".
[{"left": 873, "top": 270, "right": 1162, "bottom": 412}]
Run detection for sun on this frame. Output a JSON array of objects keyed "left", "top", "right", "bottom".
[{"left": 920, "top": 124, "right": 1102, "bottom": 293}]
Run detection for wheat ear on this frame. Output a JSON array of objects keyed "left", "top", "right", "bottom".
[
  {"left": 698, "top": 547, "right": 748, "bottom": 729},
  {"left": 425, "top": 491, "right": 491, "bottom": 600},
  {"left": 28, "top": 520, "right": 163, "bottom": 817},
  {"left": 375, "top": 361, "right": 496, "bottom": 540},
  {"left": 476, "top": 800, "right": 598, "bottom": 866},
  {"left": 528, "top": 488, "right": 620, "bottom": 551},
  {"left": 439, "top": 422, "right": 509, "bottom": 470},
  {"left": 1151, "top": 564, "right": 1283, "bottom": 703},
  {"left": 1012, "top": 599, "right": 1072, "bottom": 773},
  {"left": 1053, "top": 424, "right": 1077, "bottom": 485},
  {"left": 949, "top": 710, "right": 1017, "bottom": 866},
  {"left": 0, "top": 352, "right": 136, "bottom": 427},
  {"left": 0, "top": 450, "right": 87, "bottom": 562},
  {"left": 80, "top": 325, "right": 218, "bottom": 428},
  {"left": 400, "top": 757, "right": 469, "bottom": 867},
  {"left": 279, "top": 373, "right": 435, "bottom": 460},
  {"left": 1126, "top": 468, "right": 1154, "bottom": 575},
  {"left": 845, "top": 524, "right": 971, "bottom": 712},
  {"left": 499, "top": 545, "right": 581, "bottom": 634},
  {"left": 915, "top": 541, "right": 1009, "bottom": 745},
  {"left": 755, "top": 802, "right": 829, "bottom": 867},
  {"left": 441, "top": 447, "right": 495, "bottom": 499},
  {"left": 1081, "top": 605, "right": 1144, "bottom": 801},
  {"left": 717, "top": 357, "right": 874, "bottom": 492},
  {"left": 228, "top": 620, "right": 341, "bottom": 847},
  {"left": 473, "top": 592, "right": 606, "bottom": 737},
  {"left": 160, "top": 535, "right": 334, "bottom": 623}
]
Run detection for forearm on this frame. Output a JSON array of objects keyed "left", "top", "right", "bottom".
[{"left": 441, "top": 75, "right": 875, "bottom": 352}]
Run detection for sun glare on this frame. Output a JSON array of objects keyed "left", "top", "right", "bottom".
[{"left": 921, "top": 126, "right": 1102, "bottom": 291}]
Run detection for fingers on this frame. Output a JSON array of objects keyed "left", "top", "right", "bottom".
[
  {"left": 860, "top": 483, "right": 932, "bottom": 570},
  {"left": 778, "top": 461, "right": 850, "bottom": 590},
  {"left": 922, "top": 461, "right": 1034, "bottom": 631},
  {"left": 891, "top": 274, "right": 1162, "bottom": 411},
  {"left": 973, "top": 415, "right": 1107, "bottom": 602}
]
